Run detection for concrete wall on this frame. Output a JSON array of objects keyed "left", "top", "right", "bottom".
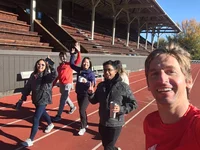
[{"left": 0, "top": 50, "right": 146, "bottom": 97}]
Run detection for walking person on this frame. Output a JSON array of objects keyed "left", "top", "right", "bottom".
[
  {"left": 143, "top": 48, "right": 200, "bottom": 150},
  {"left": 115, "top": 60, "right": 129, "bottom": 85},
  {"left": 16, "top": 57, "right": 57, "bottom": 147},
  {"left": 88, "top": 60, "right": 137, "bottom": 150},
  {"left": 52, "top": 43, "right": 81, "bottom": 122},
  {"left": 70, "top": 43, "right": 96, "bottom": 136}
]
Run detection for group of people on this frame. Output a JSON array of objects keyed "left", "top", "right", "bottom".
[
  {"left": 16, "top": 42, "right": 200, "bottom": 150},
  {"left": 16, "top": 42, "right": 137, "bottom": 149}
]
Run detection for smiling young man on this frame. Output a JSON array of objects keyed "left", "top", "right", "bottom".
[{"left": 143, "top": 48, "right": 200, "bottom": 150}]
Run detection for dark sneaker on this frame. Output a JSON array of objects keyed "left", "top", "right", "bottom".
[
  {"left": 52, "top": 115, "right": 61, "bottom": 122},
  {"left": 68, "top": 106, "right": 76, "bottom": 114}
]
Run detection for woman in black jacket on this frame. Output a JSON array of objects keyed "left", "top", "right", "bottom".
[
  {"left": 70, "top": 43, "right": 96, "bottom": 136},
  {"left": 17, "top": 58, "right": 57, "bottom": 147},
  {"left": 88, "top": 60, "right": 137, "bottom": 150}
]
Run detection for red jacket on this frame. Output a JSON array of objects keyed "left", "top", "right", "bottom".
[{"left": 53, "top": 52, "right": 81, "bottom": 85}]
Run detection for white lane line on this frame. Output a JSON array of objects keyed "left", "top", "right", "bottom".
[
  {"left": 192, "top": 68, "right": 200, "bottom": 86},
  {"left": 130, "top": 78, "right": 146, "bottom": 84}
]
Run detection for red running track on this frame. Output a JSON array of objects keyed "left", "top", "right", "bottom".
[{"left": 0, "top": 64, "right": 200, "bottom": 150}]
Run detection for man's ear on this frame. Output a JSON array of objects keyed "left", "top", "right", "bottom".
[{"left": 186, "top": 78, "right": 193, "bottom": 90}]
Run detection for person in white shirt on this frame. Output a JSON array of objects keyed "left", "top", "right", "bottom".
[{"left": 115, "top": 60, "right": 129, "bottom": 85}]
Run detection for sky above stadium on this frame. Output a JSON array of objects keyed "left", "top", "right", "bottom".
[
  {"left": 141, "top": 0, "right": 200, "bottom": 42},
  {"left": 157, "top": 0, "right": 200, "bottom": 23}
]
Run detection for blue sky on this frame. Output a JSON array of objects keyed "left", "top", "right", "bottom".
[
  {"left": 157, "top": 0, "right": 200, "bottom": 23},
  {"left": 142, "top": 0, "right": 200, "bottom": 42}
]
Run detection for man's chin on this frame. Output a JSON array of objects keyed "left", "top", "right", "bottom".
[{"left": 157, "top": 98, "right": 175, "bottom": 105}]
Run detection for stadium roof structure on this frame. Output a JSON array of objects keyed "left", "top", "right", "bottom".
[{"left": 66, "top": 0, "right": 182, "bottom": 34}]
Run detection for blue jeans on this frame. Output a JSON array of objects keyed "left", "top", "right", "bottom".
[
  {"left": 30, "top": 105, "right": 51, "bottom": 140},
  {"left": 57, "top": 83, "right": 74, "bottom": 116}
]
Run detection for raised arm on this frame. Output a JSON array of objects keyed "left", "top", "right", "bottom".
[
  {"left": 73, "top": 42, "right": 82, "bottom": 65},
  {"left": 52, "top": 67, "right": 59, "bottom": 86},
  {"left": 44, "top": 64, "right": 57, "bottom": 83},
  {"left": 74, "top": 51, "right": 81, "bottom": 65},
  {"left": 70, "top": 53, "right": 81, "bottom": 72}
]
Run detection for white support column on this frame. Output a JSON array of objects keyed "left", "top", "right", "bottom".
[
  {"left": 126, "top": 23, "right": 130, "bottom": 46},
  {"left": 91, "top": 7, "right": 95, "bottom": 40},
  {"left": 30, "top": 0, "right": 36, "bottom": 31},
  {"left": 151, "top": 29, "right": 155, "bottom": 51},
  {"left": 90, "top": 0, "right": 100, "bottom": 40},
  {"left": 145, "top": 23, "right": 149, "bottom": 50},
  {"left": 111, "top": 9, "right": 123, "bottom": 45},
  {"left": 157, "top": 32, "right": 160, "bottom": 48},
  {"left": 57, "top": 0, "right": 63, "bottom": 26},
  {"left": 137, "top": 19, "right": 140, "bottom": 49},
  {"left": 112, "top": 17, "right": 116, "bottom": 45},
  {"left": 126, "top": 17, "right": 136, "bottom": 46}
]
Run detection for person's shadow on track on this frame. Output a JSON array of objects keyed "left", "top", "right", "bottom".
[
  {"left": 0, "top": 129, "right": 29, "bottom": 150},
  {"left": 0, "top": 101, "right": 51, "bottom": 148}
]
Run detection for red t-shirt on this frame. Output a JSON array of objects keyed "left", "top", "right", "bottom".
[
  {"left": 53, "top": 52, "right": 81, "bottom": 85},
  {"left": 144, "top": 104, "right": 200, "bottom": 150}
]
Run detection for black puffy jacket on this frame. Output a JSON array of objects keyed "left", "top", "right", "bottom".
[
  {"left": 89, "top": 73, "right": 137, "bottom": 127},
  {"left": 21, "top": 66, "right": 57, "bottom": 106}
]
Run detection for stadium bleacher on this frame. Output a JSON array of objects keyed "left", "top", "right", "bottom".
[{"left": 0, "top": 9, "right": 53, "bottom": 52}]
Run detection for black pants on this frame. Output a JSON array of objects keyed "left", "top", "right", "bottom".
[
  {"left": 77, "top": 93, "right": 90, "bottom": 128},
  {"left": 99, "top": 124, "right": 122, "bottom": 150}
]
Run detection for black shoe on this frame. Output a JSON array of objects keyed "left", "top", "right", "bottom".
[
  {"left": 52, "top": 115, "right": 61, "bottom": 121},
  {"left": 68, "top": 106, "right": 76, "bottom": 114}
]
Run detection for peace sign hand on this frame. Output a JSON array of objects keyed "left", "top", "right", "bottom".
[{"left": 88, "top": 82, "right": 95, "bottom": 94}]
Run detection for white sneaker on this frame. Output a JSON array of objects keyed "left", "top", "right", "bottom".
[
  {"left": 21, "top": 138, "right": 33, "bottom": 147},
  {"left": 78, "top": 128, "right": 86, "bottom": 136},
  {"left": 45, "top": 123, "right": 54, "bottom": 133}
]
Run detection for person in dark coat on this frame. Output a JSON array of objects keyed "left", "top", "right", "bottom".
[
  {"left": 88, "top": 60, "right": 138, "bottom": 150},
  {"left": 17, "top": 58, "right": 57, "bottom": 147},
  {"left": 70, "top": 43, "right": 96, "bottom": 136}
]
